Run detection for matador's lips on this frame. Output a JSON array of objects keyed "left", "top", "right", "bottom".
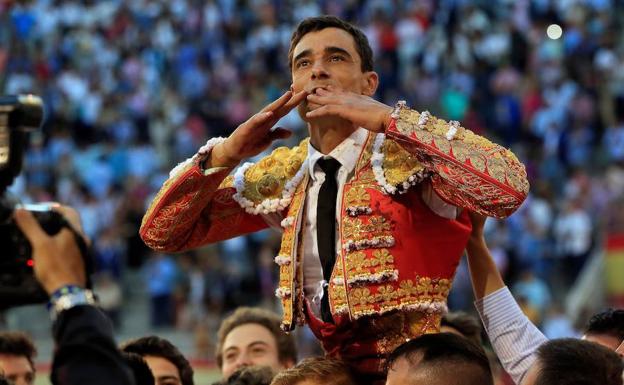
[{"left": 304, "top": 84, "right": 332, "bottom": 94}]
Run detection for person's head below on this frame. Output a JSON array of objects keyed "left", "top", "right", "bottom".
[
  {"left": 214, "top": 365, "right": 277, "bottom": 385},
  {"left": 122, "top": 352, "right": 156, "bottom": 385},
  {"left": 216, "top": 307, "right": 297, "bottom": 380},
  {"left": 0, "top": 332, "right": 36, "bottom": 385},
  {"left": 270, "top": 357, "right": 356, "bottom": 385},
  {"left": 385, "top": 333, "right": 493, "bottom": 385},
  {"left": 440, "top": 311, "right": 484, "bottom": 346},
  {"left": 121, "top": 335, "right": 194, "bottom": 385},
  {"left": 583, "top": 308, "right": 624, "bottom": 350},
  {"left": 288, "top": 16, "right": 378, "bottom": 120},
  {"left": 521, "top": 338, "right": 623, "bottom": 385}
]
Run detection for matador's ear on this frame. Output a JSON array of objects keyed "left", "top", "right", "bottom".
[{"left": 362, "top": 71, "right": 379, "bottom": 97}]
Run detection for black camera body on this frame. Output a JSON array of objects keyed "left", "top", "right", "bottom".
[{"left": 0, "top": 95, "right": 92, "bottom": 310}]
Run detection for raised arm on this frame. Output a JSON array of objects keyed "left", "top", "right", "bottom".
[
  {"left": 466, "top": 212, "right": 547, "bottom": 385},
  {"left": 303, "top": 90, "right": 528, "bottom": 218},
  {"left": 140, "top": 89, "right": 308, "bottom": 252},
  {"left": 386, "top": 105, "right": 529, "bottom": 218}
]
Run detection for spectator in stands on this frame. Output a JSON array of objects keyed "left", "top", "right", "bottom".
[
  {"left": 385, "top": 333, "right": 493, "bottom": 385},
  {"left": 121, "top": 335, "right": 194, "bottom": 385},
  {"left": 0, "top": 332, "right": 36, "bottom": 385},
  {"left": 216, "top": 307, "right": 297, "bottom": 380},
  {"left": 521, "top": 339, "right": 623, "bottom": 385},
  {"left": 440, "top": 311, "right": 483, "bottom": 346},
  {"left": 271, "top": 357, "right": 356, "bottom": 385}
]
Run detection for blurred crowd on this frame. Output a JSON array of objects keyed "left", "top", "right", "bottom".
[{"left": 2, "top": 0, "right": 624, "bottom": 338}]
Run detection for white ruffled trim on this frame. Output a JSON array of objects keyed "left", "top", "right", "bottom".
[
  {"left": 331, "top": 277, "right": 345, "bottom": 286},
  {"left": 352, "top": 300, "right": 448, "bottom": 319},
  {"left": 275, "top": 287, "right": 292, "bottom": 299},
  {"left": 280, "top": 216, "right": 295, "bottom": 228},
  {"left": 446, "top": 120, "right": 460, "bottom": 140},
  {"left": 333, "top": 305, "right": 349, "bottom": 315},
  {"left": 169, "top": 137, "right": 227, "bottom": 179},
  {"left": 347, "top": 270, "right": 399, "bottom": 286},
  {"left": 372, "top": 134, "right": 429, "bottom": 195},
  {"left": 232, "top": 159, "right": 308, "bottom": 215},
  {"left": 418, "top": 110, "right": 431, "bottom": 130},
  {"left": 390, "top": 100, "right": 407, "bottom": 119},
  {"left": 345, "top": 206, "right": 373, "bottom": 217},
  {"left": 274, "top": 255, "right": 291, "bottom": 266},
  {"left": 344, "top": 235, "right": 395, "bottom": 252}
]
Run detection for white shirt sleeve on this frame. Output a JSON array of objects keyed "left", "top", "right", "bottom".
[
  {"left": 474, "top": 287, "right": 549, "bottom": 385},
  {"left": 420, "top": 180, "right": 458, "bottom": 219}
]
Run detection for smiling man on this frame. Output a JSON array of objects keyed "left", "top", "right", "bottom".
[
  {"left": 141, "top": 15, "right": 528, "bottom": 383},
  {"left": 216, "top": 307, "right": 297, "bottom": 380}
]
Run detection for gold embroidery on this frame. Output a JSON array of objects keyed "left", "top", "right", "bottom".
[
  {"left": 346, "top": 249, "right": 395, "bottom": 276},
  {"left": 342, "top": 215, "right": 392, "bottom": 240},
  {"left": 241, "top": 139, "right": 309, "bottom": 203},
  {"left": 219, "top": 175, "right": 234, "bottom": 189},
  {"left": 347, "top": 275, "right": 452, "bottom": 319},
  {"left": 344, "top": 186, "right": 371, "bottom": 209},
  {"left": 382, "top": 139, "right": 426, "bottom": 187}
]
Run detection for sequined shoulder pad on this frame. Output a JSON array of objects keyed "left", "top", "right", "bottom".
[
  {"left": 233, "top": 139, "right": 309, "bottom": 214},
  {"left": 372, "top": 134, "right": 431, "bottom": 195}
]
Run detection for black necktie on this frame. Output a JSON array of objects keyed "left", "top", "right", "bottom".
[{"left": 316, "top": 157, "right": 341, "bottom": 323}]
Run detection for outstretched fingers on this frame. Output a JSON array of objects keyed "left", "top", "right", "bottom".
[{"left": 262, "top": 90, "right": 293, "bottom": 113}]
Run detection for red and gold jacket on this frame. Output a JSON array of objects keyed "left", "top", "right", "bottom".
[{"left": 140, "top": 106, "right": 528, "bottom": 373}]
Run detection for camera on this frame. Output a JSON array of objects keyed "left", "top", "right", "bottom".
[{"left": 0, "top": 95, "right": 91, "bottom": 310}]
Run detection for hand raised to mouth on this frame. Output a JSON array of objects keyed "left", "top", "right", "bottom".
[
  {"left": 304, "top": 85, "right": 393, "bottom": 133},
  {"left": 206, "top": 87, "right": 309, "bottom": 168}
]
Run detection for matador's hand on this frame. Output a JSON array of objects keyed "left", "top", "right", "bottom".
[
  {"left": 305, "top": 85, "right": 393, "bottom": 133},
  {"left": 208, "top": 87, "right": 309, "bottom": 168}
]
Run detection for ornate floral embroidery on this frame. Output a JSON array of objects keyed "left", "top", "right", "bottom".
[
  {"left": 342, "top": 215, "right": 392, "bottom": 239},
  {"left": 344, "top": 186, "right": 372, "bottom": 217},
  {"left": 345, "top": 276, "right": 452, "bottom": 319},
  {"left": 344, "top": 249, "right": 398, "bottom": 286}
]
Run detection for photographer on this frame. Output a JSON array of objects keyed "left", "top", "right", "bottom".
[{"left": 13, "top": 206, "right": 136, "bottom": 385}]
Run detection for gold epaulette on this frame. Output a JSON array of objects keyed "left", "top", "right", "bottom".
[{"left": 232, "top": 139, "right": 309, "bottom": 214}]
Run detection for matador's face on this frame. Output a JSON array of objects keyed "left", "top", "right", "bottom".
[{"left": 290, "top": 27, "right": 378, "bottom": 119}]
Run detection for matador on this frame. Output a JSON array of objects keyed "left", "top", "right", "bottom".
[{"left": 140, "top": 15, "right": 528, "bottom": 383}]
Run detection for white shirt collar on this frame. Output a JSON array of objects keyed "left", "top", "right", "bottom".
[{"left": 307, "top": 128, "right": 369, "bottom": 181}]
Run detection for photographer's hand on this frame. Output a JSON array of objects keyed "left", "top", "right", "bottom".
[{"left": 13, "top": 207, "right": 86, "bottom": 295}]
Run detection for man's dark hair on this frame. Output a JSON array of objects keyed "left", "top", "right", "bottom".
[
  {"left": 216, "top": 307, "right": 297, "bottom": 369},
  {"left": 441, "top": 311, "right": 484, "bottom": 346},
  {"left": 585, "top": 308, "right": 624, "bottom": 341},
  {"left": 288, "top": 15, "right": 374, "bottom": 72},
  {"left": 122, "top": 352, "right": 155, "bottom": 385},
  {"left": 534, "top": 338, "right": 623, "bottom": 385},
  {"left": 121, "top": 336, "right": 194, "bottom": 385},
  {"left": 0, "top": 332, "right": 37, "bottom": 370},
  {"left": 387, "top": 333, "right": 493, "bottom": 385},
  {"left": 212, "top": 366, "right": 276, "bottom": 385}
]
